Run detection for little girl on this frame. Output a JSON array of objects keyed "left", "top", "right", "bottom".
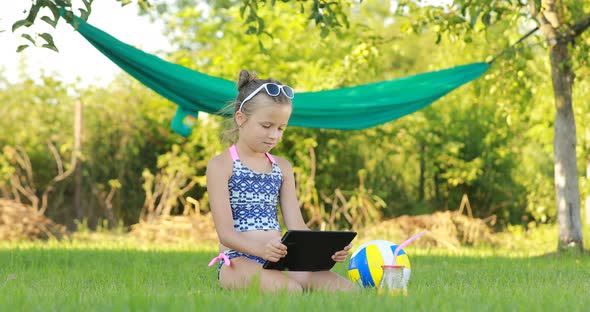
[{"left": 206, "top": 70, "right": 356, "bottom": 293}]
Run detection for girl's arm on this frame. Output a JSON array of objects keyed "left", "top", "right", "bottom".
[
  {"left": 275, "top": 156, "right": 310, "bottom": 231},
  {"left": 206, "top": 153, "right": 285, "bottom": 262}
]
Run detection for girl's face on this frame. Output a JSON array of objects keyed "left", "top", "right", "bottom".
[{"left": 236, "top": 97, "right": 292, "bottom": 153}]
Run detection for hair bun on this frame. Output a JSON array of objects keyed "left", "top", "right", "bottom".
[{"left": 237, "top": 70, "right": 258, "bottom": 91}]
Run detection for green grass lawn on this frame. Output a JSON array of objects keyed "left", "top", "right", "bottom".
[{"left": 1, "top": 240, "right": 589, "bottom": 312}]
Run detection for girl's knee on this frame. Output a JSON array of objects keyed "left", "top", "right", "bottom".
[
  {"left": 285, "top": 280, "right": 304, "bottom": 293},
  {"left": 260, "top": 273, "right": 303, "bottom": 293},
  {"left": 263, "top": 278, "right": 303, "bottom": 293}
]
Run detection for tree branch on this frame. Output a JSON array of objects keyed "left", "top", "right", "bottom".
[
  {"left": 552, "top": 14, "right": 590, "bottom": 44},
  {"left": 569, "top": 14, "right": 590, "bottom": 38}
]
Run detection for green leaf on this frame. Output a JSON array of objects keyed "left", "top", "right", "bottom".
[
  {"left": 82, "top": 0, "right": 93, "bottom": 17},
  {"left": 46, "top": 2, "right": 61, "bottom": 24},
  {"left": 55, "top": 0, "right": 72, "bottom": 7},
  {"left": 314, "top": 14, "right": 322, "bottom": 25},
  {"left": 25, "top": 3, "right": 42, "bottom": 24},
  {"left": 245, "top": 26, "right": 257, "bottom": 34},
  {"left": 39, "top": 33, "right": 56, "bottom": 46},
  {"left": 21, "top": 33, "right": 35, "bottom": 44},
  {"left": 482, "top": 12, "right": 491, "bottom": 26},
  {"left": 12, "top": 19, "right": 33, "bottom": 32},
  {"left": 262, "top": 30, "right": 273, "bottom": 39},
  {"left": 461, "top": 4, "right": 468, "bottom": 16},
  {"left": 16, "top": 44, "right": 29, "bottom": 52},
  {"left": 138, "top": 0, "right": 150, "bottom": 10},
  {"left": 469, "top": 8, "right": 481, "bottom": 28},
  {"left": 257, "top": 17, "right": 265, "bottom": 32},
  {"left": 64, "top": 11, "right": 75, "bottom": 24},
  {"left": 244, "top": 11, "right": 256, "bottom": 24},
  {"left": 42, "top": 43, "right": 59, "bottom": 52},
  {"left": 341, "top": 14, "right": 350, "bottom": 28},
  {"left": 41, "top": 16, "right": 58, "bottom": 28},
  {"left": 79, "top": 9, "right": 90, "bottom": 21},
  {"left": 258, "top": 40, "right": 268, "bottom": 54},
  {"left": 82, "top": 0, "right": 93, "bottom": 11}
]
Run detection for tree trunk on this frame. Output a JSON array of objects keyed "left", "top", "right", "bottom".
[
  {"left": 586, "top": 160, "right": 590, "bottom": 225},
  {"left": 419, "top": 144, "right": 425, "bottom": 201},
  {"left": 74, "top": 100, "right": 84, "bottom": 224},
  {"left": 538, "top": 0, "right": 585, "bottom": 254},
  {"left": 549, "top": 41, "right": 584, "bottom": 253}
]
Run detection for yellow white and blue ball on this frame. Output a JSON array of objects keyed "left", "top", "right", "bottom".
[{"left": 347, "top": 240, "right": 411, "bottom": 288}]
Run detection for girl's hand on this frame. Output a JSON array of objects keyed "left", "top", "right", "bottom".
[
  {"left": 263, "top": 236, "right": 287, "bottom": 263},
  {"left": 332, "top": 243, "right": 352, "bottom": 262}
]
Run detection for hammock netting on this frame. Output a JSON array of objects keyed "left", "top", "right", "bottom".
[{"left": 71, "top": 16, "right": 489, "bottom": 137}]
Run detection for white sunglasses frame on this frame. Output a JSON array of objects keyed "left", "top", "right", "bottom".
[{"left": 238, "top": 83, "right": 294, "bottom": 112}]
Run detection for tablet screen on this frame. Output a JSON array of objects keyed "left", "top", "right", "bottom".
[{"left": 262, "top": 230, "right": 357, "bottom": 271}]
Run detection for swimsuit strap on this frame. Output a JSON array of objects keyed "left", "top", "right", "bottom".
[
  {"left": 229, "top": 145, "right": 239, "bottom": 161},
  {"left": 229, "top": 144, "right": 276, "bottom": 164},
  {"left": 265, "top": 152, "right": 276, "bottom": 164}
]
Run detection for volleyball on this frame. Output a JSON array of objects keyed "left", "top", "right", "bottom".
[{"left": 347, "top": 240, "right": 412, "bottom": 288}]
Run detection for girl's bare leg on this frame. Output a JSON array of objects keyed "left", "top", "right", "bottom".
[
  {"left": 288, "top": 271, "right": 358, "bottom": 292},
  {"left": 219, "top": 257, "right": 303, "bottom": 293}
]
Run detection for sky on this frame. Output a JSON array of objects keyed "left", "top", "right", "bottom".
[{"left": 0, "top": 1, "right": 171, "bottom": 87}]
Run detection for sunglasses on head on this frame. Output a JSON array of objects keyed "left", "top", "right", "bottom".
[{"left": 238, "top": 82, "right": 295, "bottom": 112}]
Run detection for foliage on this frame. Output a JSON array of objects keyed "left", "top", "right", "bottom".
[
  {"left": 10, "top": 0, "right": 151, "bottom": 52},
  {"left": 395, "top": 0, "right": 590, "bottom": 252},
  {"left": 150, "top": 0, "right": 359, "bottom": 43},
  {"left": 0, "top": 75, "right": 78, "bottom": 222},
  {"left": 10, "top": 0, "right": 360, "bottom": 53},
  {"left": 78, "top": 76, "right": 184, "bottom": 225},
  {"left": 3, "top": 0, "right": 590, "bottom": 234},
  {"left": 0, "top": 143, "right": 76, "bottom": 215},
  {"left": 140, "top": 144, "right": 204, "bottom": 222},
  {"left": 393, "top": 1, "right": 590, "bottom": 226},
  {"left": 0, "top": 73, "right": 179, "bottom": 227}
]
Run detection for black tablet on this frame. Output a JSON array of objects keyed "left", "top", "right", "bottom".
[{"left": 262, "top": 230, "right": 357, "bottom": 271}]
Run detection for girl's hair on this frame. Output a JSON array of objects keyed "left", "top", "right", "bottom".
[{"left": 220, "top": 69, "right": 293, "bottom": 144}]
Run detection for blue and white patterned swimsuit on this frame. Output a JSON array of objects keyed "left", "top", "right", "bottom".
[
  {"left": 217, "top": 145, "right": 283, "bottom": 277},
  {"left": 228, "top": 146, "right": 282, "bottom": 232}
]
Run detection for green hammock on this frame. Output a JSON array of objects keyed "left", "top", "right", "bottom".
[{"left": 71, "top": 17, "right": 489, "bottom": 137}]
